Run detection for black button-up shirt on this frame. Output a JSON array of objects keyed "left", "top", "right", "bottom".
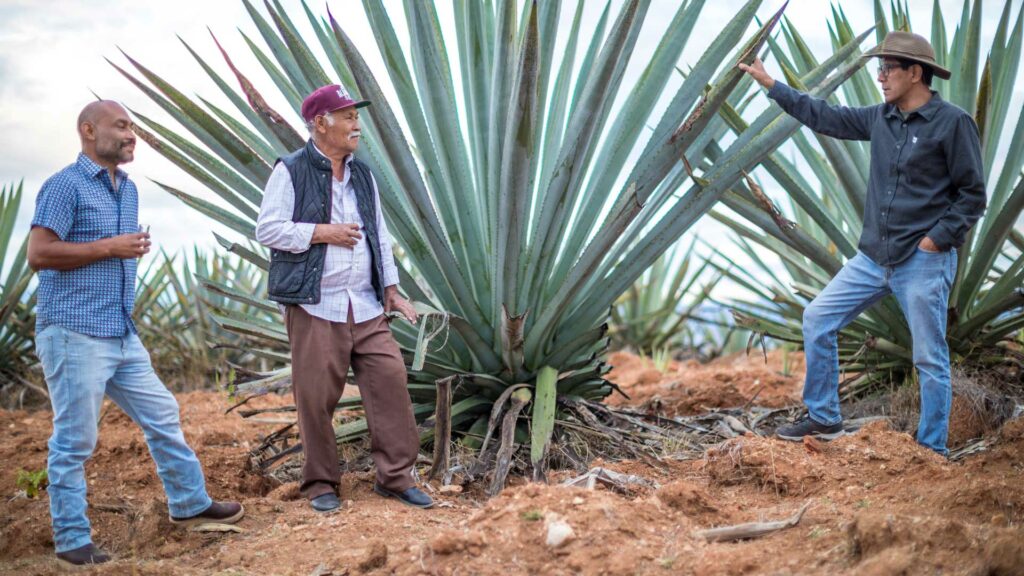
[{"left": 767, "top": 82, "right": 986, "bottom": 266}]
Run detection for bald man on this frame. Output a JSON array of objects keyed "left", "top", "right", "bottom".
[{"left": 27, "top": 101, "right": 243, "bottom": 568}]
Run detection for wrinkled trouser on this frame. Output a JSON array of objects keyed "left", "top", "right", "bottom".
[
  {"left": 801, "top": 248, "right": 957, "bottom": 454},
  {"left": 285, "top": 305, "right": 419, "bottom": 499}
]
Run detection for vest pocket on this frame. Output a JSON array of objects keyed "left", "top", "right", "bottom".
[{"left": 268, "top": 250, "right": 309, "bottom": 295}]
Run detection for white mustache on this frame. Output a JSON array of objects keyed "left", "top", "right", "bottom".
[{"left": 348, "top": 131, "right": 361, "bottom": 140}]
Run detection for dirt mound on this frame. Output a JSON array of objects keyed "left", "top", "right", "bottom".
[
  {"left": 846, "top": 511, "right": 1024, "bottom": 575},
  {"left": 656, "top": 480, "right": 717, "bottom": 518},
  {"left": 702, "top": 422, "right": 950, "bottom": 496},
  {"left": 386, "top": 482, "right": 695, "bottom": 576},
  {"left": 605, "top": 350, "right": 802, "bottom": 416}
]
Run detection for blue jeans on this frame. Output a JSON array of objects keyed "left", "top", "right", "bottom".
[
  {"left": 801, "top": 248, "right": 957, "bottom": 454},
  {"left": 35, "top": 325, "right": 212, "bottom": 552}
]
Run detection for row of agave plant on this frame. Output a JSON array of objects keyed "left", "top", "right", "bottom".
[
  {"left": 107, "top": 0, "right": 872, "bottom": 481},
  {"left": 715, "top": 0, "right": 1024, "bottom": 399},
  {"left": 73, "top": 0, "right": 1020, "bottom": 481},
  {"left": 0, "top": 176, "right": 719, "bottom": 406},
  {"left": 0, "top": 182, "right": 38, "bottom": 402}
]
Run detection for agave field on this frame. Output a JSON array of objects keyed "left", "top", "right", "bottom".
[
  {"left": 103, "top": 0, "right": 886, "bottom": 489},
  {"left": 0, "top": 0, "right": 1019, "bottom": 499}
]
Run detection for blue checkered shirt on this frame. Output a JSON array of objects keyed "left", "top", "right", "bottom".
[{"left": 32, "top": 153, "right": 139, "bottom": 337}]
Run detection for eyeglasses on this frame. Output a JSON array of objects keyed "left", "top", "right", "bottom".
[{"left": 877, "top": 62, "right": 906, "bottom": 78}]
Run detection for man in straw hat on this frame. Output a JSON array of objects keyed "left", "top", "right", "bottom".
[
  {"left": 256, "top": 84, "right": 433, "bottom": 511},
  {"left": 739, "top": 31, "right": 986, "bottom": 455}
]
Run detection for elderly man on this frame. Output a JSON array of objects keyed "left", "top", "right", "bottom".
[
  {"left": 27, "top": 101, "right": 243, "bottom": 568},
  {"left": 740, "top": 32, "right": 986, "bottom": 454},
  {"left": 256, "top": 84, "right": 432, "bottom": 511}
]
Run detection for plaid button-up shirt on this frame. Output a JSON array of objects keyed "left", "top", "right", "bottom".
[
  {"left": 768, "top": 82, "right": 986, "bottom": 266},
  {"left": 31, "top": 153, "right": 139, "bottom": 337},
  {"left": 256, "top": 149, "right": 400, "bottom": 324}
]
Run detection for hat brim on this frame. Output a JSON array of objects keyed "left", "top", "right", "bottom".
[
  {"left": 322, "top": 100, "right": 372, "bottom": 116},
  {"left": 861, "top": 50, "right": 952, "bottom": 80}
]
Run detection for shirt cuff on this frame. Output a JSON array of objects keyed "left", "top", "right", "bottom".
[
  {"left": 294, "top": 223, "right": 316, "bottom": 252},
  {"left": 382, "top": 265, "right": 400, "bottom": 288},
  {"left": 925, "top": 223, "right": 956, "bottom": 251}
]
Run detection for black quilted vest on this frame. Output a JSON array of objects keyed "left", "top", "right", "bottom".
[{"left": 267, "top": 139, "right": 385, "bottom": 306}]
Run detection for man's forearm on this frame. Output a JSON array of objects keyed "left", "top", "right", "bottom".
[
  {"left": 767, "top": 82, "right": 872, "bottom": 141},
  {"left": 29, "top": 238, "right": 113, "bottom": 271}
]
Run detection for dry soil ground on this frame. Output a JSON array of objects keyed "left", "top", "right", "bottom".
[{"left": 1, "top": 351, "right": 1022, "bottom": 575}]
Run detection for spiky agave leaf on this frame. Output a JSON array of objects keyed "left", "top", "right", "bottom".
[
  {"left": 609, "top": 239, "right": 725, "bottom": 355},
  {"left": 113, "top": 0, "right": 863, "bottom": 483},
  {"left": 0, "top": 181, "right": 38, "bottom": 393},
  {"left": 134, "top": 247, "right": 285, "bottom": 389}
]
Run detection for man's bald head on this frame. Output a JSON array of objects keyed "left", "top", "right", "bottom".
[
  {"left": 77, "top": 100, "right": 136, "bottom": 167},
  {"left": 78, "top": 100, "right": 127, "bottom": 136}
]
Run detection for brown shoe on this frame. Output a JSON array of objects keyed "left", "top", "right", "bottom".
[
  {"left": 56, "top": 543, "right": 111, "bottom": 568},
  {"left": 169, "top": 501, "right": 244, "bottom": 526}
]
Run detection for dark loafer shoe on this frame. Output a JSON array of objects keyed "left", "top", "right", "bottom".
[
  {"left": 310, "top": 493, "right": 341, "bottom": 513},
  {"left": 373, "top": 484, "right": 434, "bottom": 509},
  {"left": 170, "top": 501, "right": 245, "bottom": 526},
  {"left": 56, "top": 543, "right": 111, "bottom": 568}
]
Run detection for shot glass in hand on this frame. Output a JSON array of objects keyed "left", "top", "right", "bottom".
[{"left": 137, "top": 224, "right": 150, "bottom": 259}]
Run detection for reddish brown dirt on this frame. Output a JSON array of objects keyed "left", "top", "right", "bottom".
[
  {"left": 605, "top": 349, "right": 804, "bottom": 415},
  {"left": 2, "top": 361, "right": 1023, "bottom": 575}
]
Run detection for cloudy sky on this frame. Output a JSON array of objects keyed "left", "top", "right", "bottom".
[{"left": 0, "top": 0, "right": 1020, "bottom": 276}]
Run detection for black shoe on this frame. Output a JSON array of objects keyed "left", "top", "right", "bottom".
[
  {"left": 310, "top": 492, "right": 341, "bottom": 512},
  {"left": 776, "top": 416, "right": 845, "bottom": 441},
  {"left": 373, "top": 484, "right": 434, "bottom": 509},
  {"left": 170, "top": 501, "right": 245, "bottom": 526},
  {"left": 56, "top": 543, "right": 111, "bottom": 568}
]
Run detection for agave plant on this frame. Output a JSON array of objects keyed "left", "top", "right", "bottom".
[
  {"left": 134, "top": 247, "right": 283, "bottom": 390},
  {"left": 711, "top": 0, "right": 1024, "bottom": 396},
  {"left": 111, "top": 0, "right": 871, "bottom": 483},
  {"left": 609, "top": 239, "right": 727, "bottom": 357},
  {"left": 0, "top": 181, "right": 40, "bottom": 400}
]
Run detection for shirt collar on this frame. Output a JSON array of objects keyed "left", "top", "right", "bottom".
[
  {"left": 885, "top": 90, "right": 942, "bottom": 122},
  {"left": 77, "top": 152, "right": 128, "bottom": 184},
  {"left": 310, "top": 141, "right": 353, "bottom": 166}
]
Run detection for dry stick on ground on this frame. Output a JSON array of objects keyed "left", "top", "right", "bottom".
[
  {"left": 694, "top": 501, "right": 812, "bottom": 542},
  {"left": 488, "top": 391, "right": 530, "bottom": 497},
  {"left": 427, "top": 375, "right": 455, "bottom": 481},
  {"left": 562, "top": 467, "right": 660, "bottom": 491}
]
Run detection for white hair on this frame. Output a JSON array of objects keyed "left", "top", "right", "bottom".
[{"left": 305, "top": 113, "right": 336, "bottom": 135}]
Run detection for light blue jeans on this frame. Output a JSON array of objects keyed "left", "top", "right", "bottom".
[
  {"left": 35, "top": 325, "right": 212, "bottom": 553},
  {"left": 802, "top": 248, "right": 957, "bottom": 454}
]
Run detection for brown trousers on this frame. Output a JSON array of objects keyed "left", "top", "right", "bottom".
[{"left": 285, "top": 305, "right": 419, "bottom": 500}]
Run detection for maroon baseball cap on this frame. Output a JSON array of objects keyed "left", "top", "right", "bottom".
[{"left": 300, "top": 84, "right": 370, "bottom": 123}]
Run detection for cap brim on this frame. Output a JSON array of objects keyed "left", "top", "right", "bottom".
[
  {"left": 323, "top": 100, "right": 372, "bottom": 115},
  {"left": 861, "top": 49, "right": 952, "bottom": 80}
]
